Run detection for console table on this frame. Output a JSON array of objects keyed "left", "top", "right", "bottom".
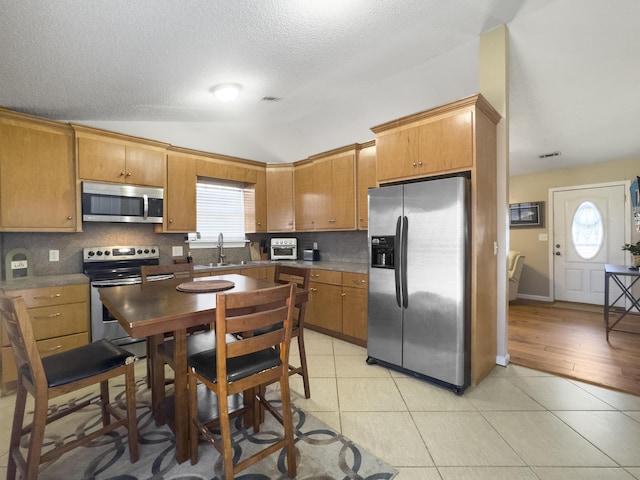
[{"left": 604, "top": 264, "right": 640, "bottom": 341}]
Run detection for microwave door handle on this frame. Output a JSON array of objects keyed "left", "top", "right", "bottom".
[{"left": 142, "top": 194, "right": 149, "bottom": 219}]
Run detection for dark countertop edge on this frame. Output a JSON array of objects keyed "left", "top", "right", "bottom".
[
  {"left": 195, "top": 260, "right": 368, "bottom": 275},
  {"left": 0, "top": 273, "right": 89, "bottom": 291}
]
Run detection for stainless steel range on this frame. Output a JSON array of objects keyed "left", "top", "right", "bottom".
[{"left": 83, "top": 245, "right": 169, "bottom": 357}]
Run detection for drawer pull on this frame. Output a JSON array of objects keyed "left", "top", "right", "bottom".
[
  {"left": 43, "top": 344, "right": 63, "bottom": 352},
  {"left": 342, "top": 293, "right": 346, "bottom": 297},
  {"left": 34, "top": 294, "right": 62, "bottom": 300},
  {"left": 33, "top": 312, "right": 62, "bottom": 319}
]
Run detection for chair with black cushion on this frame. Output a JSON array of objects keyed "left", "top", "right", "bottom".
[
  {"left": 273, "top": 264, "right": 311, "bottom": 398},
  {"left": 0, "top": 294, "right": 139, "bottom": 480},
  {"left": 187, "top": 283, "right": 297, "bottom": 480}
]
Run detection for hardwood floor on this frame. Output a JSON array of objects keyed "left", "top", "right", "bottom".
[{"left": 508, "top": 299, "right": 640, "bottom": 396}]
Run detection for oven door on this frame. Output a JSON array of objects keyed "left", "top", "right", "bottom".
[
  {"left": 90, "top": 277, "right": 141, "bottom": 346},
  {"left": 271, "top": 245, "right": 297, "bottom": 260},
  {"left": 90, "top": 274, "right": 175, "bottom": 345}
]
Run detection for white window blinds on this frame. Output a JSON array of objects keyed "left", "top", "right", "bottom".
[{"left": 196, "top": 177, "right": 246, "bottom": 244}]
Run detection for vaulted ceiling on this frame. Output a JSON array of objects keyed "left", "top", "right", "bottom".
[{"left": 1, "top": 0, "right": 638, "bottom": 175}]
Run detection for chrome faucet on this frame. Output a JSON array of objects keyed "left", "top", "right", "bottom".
[{"left": 217, "top": 232, "right": 225, "bottom": 264}]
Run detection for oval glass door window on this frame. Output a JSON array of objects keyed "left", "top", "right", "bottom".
[{"left": 571, "top": 201, "right": 603, "bottom": 259}]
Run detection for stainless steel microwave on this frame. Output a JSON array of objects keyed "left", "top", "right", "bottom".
[{"left": 82, "top": 181, "right": 163, "bottom": 223}]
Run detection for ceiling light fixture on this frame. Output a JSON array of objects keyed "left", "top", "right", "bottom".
[
  {"left": 539, "top": 151, "right": 561, "bottom": 159},
  {"left": 210, "top": 83, "right": 242, "bottom": 102}
]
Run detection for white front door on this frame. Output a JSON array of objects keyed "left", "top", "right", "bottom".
[{"left": 553, "top": 184, "right": 626, "bottom": 304}]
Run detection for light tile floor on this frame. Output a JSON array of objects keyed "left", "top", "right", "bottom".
[{"left": 2, "top": 329, "right": 639, "bottom": 479}]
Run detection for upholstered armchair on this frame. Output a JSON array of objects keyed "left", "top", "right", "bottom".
[{"left": 508, "top": 250, "right": 525, "bottom": 301}]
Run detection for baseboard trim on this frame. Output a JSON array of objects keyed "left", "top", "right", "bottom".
[
  {"left": 496, "top": 354, "right": 510, "bottom": 366},
  {"left": 516, "top": 293, "right": 553, "bottom": 302}
]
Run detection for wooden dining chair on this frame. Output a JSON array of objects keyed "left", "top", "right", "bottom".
[
  {"left": 187, "top": 283, "right": 297, "bottom": 480},
  {"left": 0, "top": 294, "right": 139, "bottom": 480},
  {"left": 273, "top": 264, "right": 311, "bottom": 398}
]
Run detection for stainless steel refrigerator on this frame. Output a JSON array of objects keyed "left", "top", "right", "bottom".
[{"left": 366, "top": 176, "right": 470, "bottom": 393}]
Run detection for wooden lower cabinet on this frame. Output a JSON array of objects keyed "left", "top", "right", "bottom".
[
  {"left": 341, "top": 273, "right": 368, "bottom": 343},
  {"left": 308, "top": 281, "right": 343, "bottom": 333},
  {"left": 306, "top": 269, "right": 368, "bottom": 346},
  {"left": 1, "top": 283, "right": 89, "bottom": 394}
]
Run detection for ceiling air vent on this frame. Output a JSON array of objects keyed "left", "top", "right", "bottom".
[
  {"left": 261, "top": 96, "right": 282, "bottom": 102},
  {"left": 539, "top": 151, "right": 561, "bottom": 159}
]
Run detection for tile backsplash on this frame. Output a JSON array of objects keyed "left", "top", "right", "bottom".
[{"left": 0, "top": 224, "right": 368, "bottom": 280}]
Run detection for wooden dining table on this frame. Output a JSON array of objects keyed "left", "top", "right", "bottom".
[{"left": 98, "top": 273, "right": 305, "bottom": 463}]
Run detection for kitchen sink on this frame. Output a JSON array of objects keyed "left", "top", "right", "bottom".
[
  {"left": 194, "top": 262, "right": 248, "bottom": 270},
  {"left": 193, "top": 260, "right": 273, "bottom": 271}
]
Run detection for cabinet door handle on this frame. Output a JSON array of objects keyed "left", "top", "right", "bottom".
[
  {"left": 43, "top": 344, "right": 63, "bottom": 352},
  {"left": 119, "top": 171, "right": 126, "bottom": 177},
  {"left": 67, "top": 216, "right": 72, "bottom": 220},
  {"left": 126, "top": 172, "right": 132, "bottom": 177},
  {"left": 34, "top": 294, "right": 62, "bottom": 300},
  {"left": 341, "top": 293, "right": 346, "bottom": 297},
  {"left": 33, "top": 312, "right": 62, "bottom": 319}
]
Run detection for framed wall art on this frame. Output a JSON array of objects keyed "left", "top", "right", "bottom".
[{"left": 509, "top": 202, "right": 544, "bottom": 228}]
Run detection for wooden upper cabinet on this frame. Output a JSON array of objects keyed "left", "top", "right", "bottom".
[
  {"left": 330, "top": 151, "right": 356, "bottom": 230},
  {"left": 252, "top": 167, "right": 267, "bottom": 233},
  {"left": 356, "top": 141, "right": 376, "bottom": 230},
  {"left": 196, "top": 157, "right": 258, "bottom": 183},
  {"left": 314, "top": 149, "right": 356, "bottom": 230},
  {"left": 372, "top": 96, "right": 490, "bottom": 183},
  {"left": 293, "top": 160, "right": 315, "bottom": 231},
  {"left": 74, "top": 126, "right": 168, "bottom": 187},
  {"left": 164, "top": 153, "right": 197, "bottom": 232},
  {"left": 266, "top": 165, "right": 294, "bottom": 232},
  {"left": 300, "top": 146, "right": 357, "bottom": 231},
  {"left": 313, "top": 158, "right": 333, "bottom": 228},
  {"left": 0, "top": 109, "right": 77, "bottom": 231}
]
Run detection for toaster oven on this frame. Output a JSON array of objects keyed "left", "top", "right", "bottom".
[{"left": 270, "top": 238, "right": 297, "bottom": 260}]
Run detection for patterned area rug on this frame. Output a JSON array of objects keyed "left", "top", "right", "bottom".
[{"left": 23, "top": 379, "right": 397, "bottom": 480}]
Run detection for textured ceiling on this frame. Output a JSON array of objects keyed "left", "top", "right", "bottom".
[{"left": 1, "top": 0, "right": 639, "bottom": 175}]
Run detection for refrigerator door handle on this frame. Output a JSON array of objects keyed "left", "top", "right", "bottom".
[
  {"left": 401, "top": 215, "right": 409, "bottom": 308},
  {"left": 395, "top": 215, "right": 402, "bottom": 308}
]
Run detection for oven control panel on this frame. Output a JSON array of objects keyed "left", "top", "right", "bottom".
[
  {"left": 83, "top": 245, "right": 160, "bottom": 262},
  {"left": 271, "top": 238, "right": 297, "bottom": 247}
]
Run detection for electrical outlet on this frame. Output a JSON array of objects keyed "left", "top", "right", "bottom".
[
  {"left": 172, "top": 246, "right": 184, "bottom": 257},
  {"left": 49, "top": 250, "right": 59, "bottom": 262},
  {"left": 539, "top": 234, "right": 548, "bottom": 241}
]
